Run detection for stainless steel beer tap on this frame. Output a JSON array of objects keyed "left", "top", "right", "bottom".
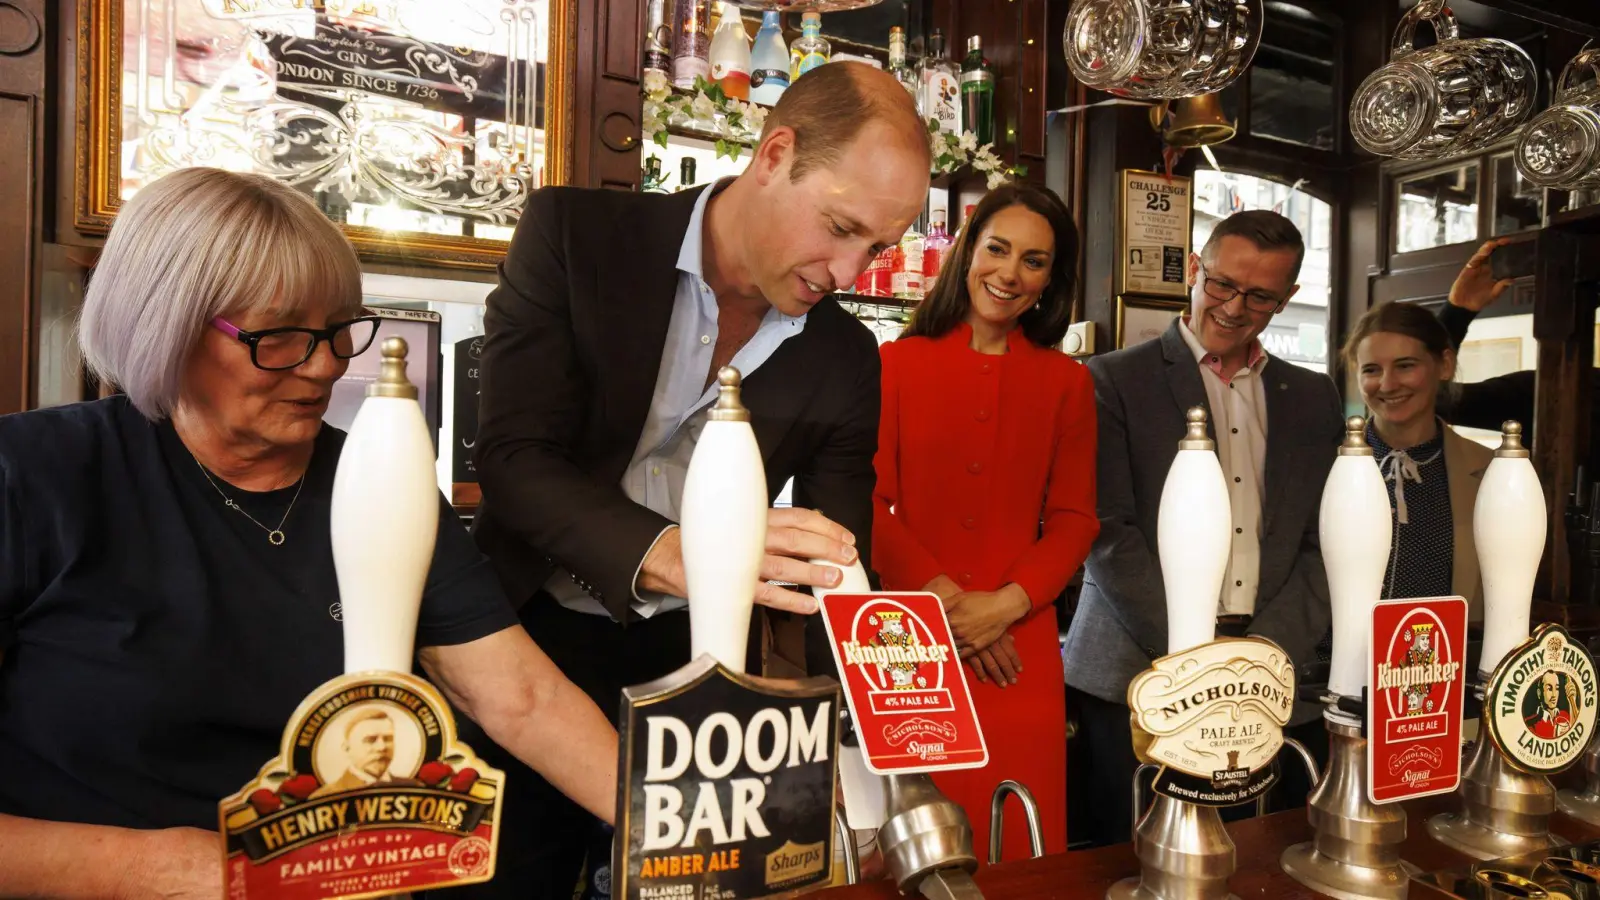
[
  {"left": 879, "top": 772, "right": 986, "bottom": 900},
  {"left": 988, "top": 780, "right": 1044, "bottom": 864}
]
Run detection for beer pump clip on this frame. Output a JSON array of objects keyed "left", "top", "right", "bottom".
[
  {"left": 218, "top": 338, "right": 505, "bottom": 899},
  {"left": 1427, "top": 422, "right": 1600, "bottom": 860},
  {"left": 1109, "top": 408, "right": 1299, "bottom": 900},
  {"left": 612, "top": 368, "right": 843, "bottom": 899}
]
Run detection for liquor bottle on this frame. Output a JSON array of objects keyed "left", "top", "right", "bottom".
[
  {"left": 671, "top": 0, "right": 711, "bottom": 89},
  {"left": 642, "top": 0, "right": 672, "bottom": 79},
  {"left": 854, "top": 246, "right": 895, "bottom": 297},
  {"left": 708, "top": 2, "right": 751, "bottom": 101},
  {"left": 888, "top": 26, "right": 917, "bottom": 99},
  {"left": 678, "top": 156, "right": 697, "bottom": 191},
  {"left": 960, "top": 35, "right": 995, "bottom": 146},
  {"left": 789, "top": 11, "right": 829, "bottom": 83},
  {"left": 642, "top": 155, "right": 668, "bottom": 193},
  {"left": 891, "top": 224, "right": 925, "bottom": 302},
  {"left": 749, "top": 11, "right": 789, "bottom": 106},
  {"left": 918, "top": 29, "right": 959, "bottom": 139},
  {"left": 923, "top": 209, "right": 953, "bottom": 294}
]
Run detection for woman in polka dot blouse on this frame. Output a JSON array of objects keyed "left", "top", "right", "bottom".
[{"left": 1342, "top": 301, "right": 1493, "bottom": 618}]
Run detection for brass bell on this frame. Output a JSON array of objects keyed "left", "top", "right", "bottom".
[{"left": 1150, "top": 94, "right": 1237, "bottom": 148}]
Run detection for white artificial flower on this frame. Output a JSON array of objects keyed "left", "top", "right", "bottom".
[
  {"left": 642, "top": 70, "right": 669, "bottom": 98},
  {"left": 958, "top": 131, "right": 978, "bottom": 153},
  {"left": 986, "top": 171, "right": 1007, "bottom": 190},
  {"left": 742, "top": 103, "right": 768, "bottom": 136},
  {"left": 691, "top": 92, "right": 718, "bottom": 122}
]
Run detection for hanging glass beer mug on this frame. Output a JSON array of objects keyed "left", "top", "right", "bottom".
[
  {"left": 1516, "top": 42, "right": 1600, "bottom": 189},
  {"left": 1062, "top": 0, "right": 1262, "bottom": 100},
  {"left": 1349, "top": 2, "right": 1536, "bottom": 160}
]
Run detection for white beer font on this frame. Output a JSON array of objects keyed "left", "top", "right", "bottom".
[
  {"left": 1475, "top": 421, "right": 1546, "bottom": 680},
  {"left": 1160, "top": 407, "right": 1233, "bottom": 653},
  {"left": 330, "top": 337, "right": 440, "bottom": 674},
  {"left": 682, "top": 367, "right": 769, "bottom": 672},
  {"left": 1321, "top": 417, "right": 1393, "bottom": 699}
]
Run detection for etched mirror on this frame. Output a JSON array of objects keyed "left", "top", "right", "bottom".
[{"left": 78, "top": 0, "right": 571, "bottom": 268}]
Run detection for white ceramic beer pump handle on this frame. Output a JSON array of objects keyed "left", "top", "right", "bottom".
[
  {"left": 811, "top": 558, "right": 872, "bottom": 603},
  {"left": 1475, "top": 421, "right": 1546, "bottom": 679},
  {"left": 1159, "top": 407, "right": 1233, "bottom": 654},
  {"left": 330, "top": 337, "right": 440, "bottom": 674},
  {"left": 1321, "top": 417, "right": 1394, "bottom": 699},
  {"left": 682, "top": 367, "right": 770, "bottom": 672}
]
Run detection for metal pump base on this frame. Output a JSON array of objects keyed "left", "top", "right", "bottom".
[
  {"left": 1557, "top": 742, "right": 1600, "bottom": 826},
  {"left": 1280, "top": 712, "right": 1415, "bottom": 900},
  {"left": 1106, "top": 795, "right": 1239, "bottom": 900},
  {"left": 1426, "top": 734, "right": 1567, "bottom": 860}
]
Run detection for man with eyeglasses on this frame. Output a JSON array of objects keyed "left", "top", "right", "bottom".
[{"left": 1062, "top": 210, "right": 1344, "bottom": 848}]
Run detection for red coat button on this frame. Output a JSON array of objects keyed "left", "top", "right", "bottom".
[
  {"left": 962, "top": 517, "right": 976, "bottom": 530},
  {"left": 976, "top": 409, "right": 990, "bottom": 422},
  {"left": 968, "top": 462, "right": 983, "bottom": 474}
]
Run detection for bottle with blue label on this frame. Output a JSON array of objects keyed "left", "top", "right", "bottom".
[
  {"left": 789, "top": 11, "right": 830, "bottom": 82},
  {"left": 749, "top": 11, "right": 789, "bottom": 106}
]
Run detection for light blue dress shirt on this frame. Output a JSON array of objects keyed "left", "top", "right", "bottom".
[{"left": 545, "top": 181, "right": 808, "bottom": 619}]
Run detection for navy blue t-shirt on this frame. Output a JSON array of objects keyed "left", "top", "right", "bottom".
[{"left": 0, "top": 396, "right": 517, "bottom": 829}]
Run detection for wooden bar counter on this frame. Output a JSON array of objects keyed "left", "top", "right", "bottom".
[{"left": 814, "top": 793, "right": 1600, "bottom": 899}]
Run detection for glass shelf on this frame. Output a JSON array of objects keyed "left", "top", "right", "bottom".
[{"left": 722, "top": 0, "right": 889, "bottom": 16}]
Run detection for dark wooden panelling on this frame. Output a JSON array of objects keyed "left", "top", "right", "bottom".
[
  {"left": 0, "top": 91, "right": 39, "bottom": 414},
  {"left": 1017, "top": 0, "right": 1045, "bottom": 165},
  {"left": 603, "top": 0, "right": 643, "bottom": 80},
  {"left": 574, "top": 0, "right": 643, "bottom": 190},
  {"left": 0, "top": 0, "right": 46, "bottom": 414},
  {"left": 1531, "top": 227, "right": 1599, "bottom": 604}
]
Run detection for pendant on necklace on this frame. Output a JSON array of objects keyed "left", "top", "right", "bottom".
[{"left": 269, "top": 530, "right": 286, "bottom": 546}]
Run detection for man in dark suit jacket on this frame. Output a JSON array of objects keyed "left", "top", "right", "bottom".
[
  {"left": 456, "top": 63, "right": 931, "bottom": 897},
  {"left": 1064, "top": 211, "right": 1344, "bottom": 848}
]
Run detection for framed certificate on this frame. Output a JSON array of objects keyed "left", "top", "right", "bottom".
[
  {"left": 1115, "top": 295, "right": 1187, "bottom": 350},
  {"left": 1118, "top": 170, "right": 1194, "bottom": 298}
]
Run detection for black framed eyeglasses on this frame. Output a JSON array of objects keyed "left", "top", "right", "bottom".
[
  {"left": 212, "top": 315, "right": 381, "bottom": 371},
  {"left": 1197, "top": 264, "right": 1285, "bottom": 313}
]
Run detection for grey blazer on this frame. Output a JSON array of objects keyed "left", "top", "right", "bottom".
[{"left": 1063, "top": 321, "right": 1344, "bottom": 720}]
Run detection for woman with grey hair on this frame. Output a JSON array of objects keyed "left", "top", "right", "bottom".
[{"left": 0, "top": 167, "right": 618, "bottom": 898}]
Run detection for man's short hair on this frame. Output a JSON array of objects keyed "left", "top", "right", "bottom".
[
  {"left": 758, "top": 61, "right": 929, "bottom": 182},
  {"left": 1200, "top": 209, "right": 1306, "bottom": 286}
]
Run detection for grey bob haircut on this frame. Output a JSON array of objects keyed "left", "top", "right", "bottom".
[{"left": 78, "top": 167, "right": 364, "bottom": 420}]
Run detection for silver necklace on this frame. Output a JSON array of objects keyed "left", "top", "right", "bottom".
[{"left": 193, "top": 457, "right": 306, "bottom": 546}]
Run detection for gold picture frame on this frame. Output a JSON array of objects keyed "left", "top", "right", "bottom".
[
  {"left": 1115, "top": 294, "right": 1188, "bottom": 350},
  {"left": 76, "top": 0, "right": 576, "bottom": 270}
]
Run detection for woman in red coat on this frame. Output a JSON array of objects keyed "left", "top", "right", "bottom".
[{"left": 873, "top": 183, "right": 1098, "bottom": 861}]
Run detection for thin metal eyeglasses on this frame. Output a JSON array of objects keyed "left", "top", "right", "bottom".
[
  {"left": 212, "top": 315, "right": 381, "bottom": 371},
  {"left": 1197, "top": 264, "right": 1285, "bottom": 313}
]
